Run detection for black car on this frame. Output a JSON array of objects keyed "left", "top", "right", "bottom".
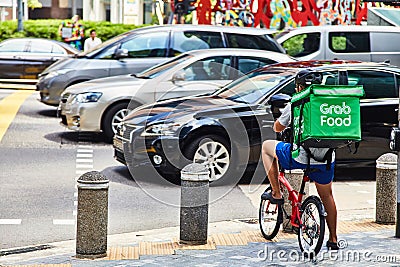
[
  {"left": 113, "top": 61, "right": 400, "bottom": 183},
  {"left": 0, "top": 38, "right": 78, "bottom": 79}
]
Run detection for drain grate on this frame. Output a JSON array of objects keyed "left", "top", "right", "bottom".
[{"left": 0, "top": 244, "right": 54, "bottom": 256}]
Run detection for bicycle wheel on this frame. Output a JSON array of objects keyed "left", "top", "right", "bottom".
[
  {"left": 298, "top": 196, "right": 326, "bottom": 258},
  {"left": 259, "top": 186, "right": 282, "bottom": 240}
]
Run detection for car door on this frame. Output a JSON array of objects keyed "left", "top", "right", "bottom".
[
  {"left": 24, "top": 40, "right": 58, "bottom": 79},
  {"left": 0, "top": 39, "right": 28, "bottom": 78},
  {"left": 335, "top": 69, "right": 399, "bottom": 166},
  {"left": 155, "top": 56, "right": 232, "bottom": 101},
  {"left": 109, "top": 31, "right": 170, "bottom": 76}
]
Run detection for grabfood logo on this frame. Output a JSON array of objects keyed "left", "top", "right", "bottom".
[{"left": 320, "top": 102, "right": 351, "bottom": 127}]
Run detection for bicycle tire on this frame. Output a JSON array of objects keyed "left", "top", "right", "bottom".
[
  {"left": 259, "top": 186, "right": 282, "bottom": 240},
  {"left": 298, "top": 195, "right": 326, "bottom": 258}
]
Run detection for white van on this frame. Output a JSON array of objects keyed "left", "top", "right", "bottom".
[{"left": 276, "top": 25, "right": 400, "bottom": 67}]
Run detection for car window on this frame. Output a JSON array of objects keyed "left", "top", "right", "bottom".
[
  {"left": 183, "top": 56, "right": 231, "bottom": 81},
  {"left": 137, "top": 54, "right": 193, "bottom": 79},
  {"left": 120, "top": 31, "right": 169, "bottom": 58},
  {"left": 281, "top": 33, "right": 321, "bottom": 57},
  {"left": 347, "top": 70, "right": 397, "bottom": 98},
  {"left": 225, "top": 33, "right": 282, "bottom": 52},
  {"left": 96, "top": 44, "right": 119, "bottom": 59},
  {"left": 237, "top": 57, "right": 277, "bottom": 75},
  {"left": 277, "top": 71, "right": 339, "bottom": 96},
  {"left": 51, "top": 44, "right": 66, "bottom": 54},
  {"left": 0, "top": 39, "right": 27, "bottom": 52},
  {"left": 329, "top": 32, "right": 370, "bottom": 53},
  {"left": 30, "top": 40, "right": 53, "bottom": 53},
  {"left": 171, "top": 31, "right": 224, "bottom": 56}
]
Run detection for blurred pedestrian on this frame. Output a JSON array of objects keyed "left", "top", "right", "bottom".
[
  {"left": 84, "top": 29, "right": 102, "bottom": 52},
  {"left": 59, "top": 15, "right": 85, "bottom": 51}
]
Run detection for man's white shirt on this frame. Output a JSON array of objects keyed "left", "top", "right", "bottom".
[{"left": 84, "top": 37, "right": 102, "bottom": 52}]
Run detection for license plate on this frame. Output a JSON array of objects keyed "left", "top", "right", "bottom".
[{"left": 113, "top": 138, "right": 124, "bottom": 151}]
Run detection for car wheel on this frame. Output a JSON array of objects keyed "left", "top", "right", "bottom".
[
  {"left": 102, "top": 102, "right": 130, "bottom": 143},
  {"left": 184, "top": 135, "right": 231, "bottom": 182}
]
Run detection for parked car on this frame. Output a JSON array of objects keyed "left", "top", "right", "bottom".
[
  {"left": 0, "top": 38, "right": 78, "bottom": 79},
  {"left": 58, "top": 48, "right": 294, "bottom": 142},
  {"left": 37, "top": 24, "right": 285, "bottom": 106},
  {"left": 113, "top": 60, "right": 400, "bottom": 183},
  {"left": 276, "top": 25, "right": 400, "bottom": 67}
]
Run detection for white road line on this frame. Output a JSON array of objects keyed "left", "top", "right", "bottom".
[
  {"left": 76, "top": 164, "right": 93, "bottom": 169},
  {"left": 0, "top": 219, "right": 22, "bottom": 225},
  {"left": 53, "top": 219, "right": 75, "bottom": 225},
  {"left": 357, "top": 191, "right": 370, "bottom": 194},
  {"left": 346, "top": 182, "right": 362, "bottom": 186},
  {"left": 77, "top": 149, "right": 93, "bottom": 153},
  {"left": 78, "top": 145, "right": 92, "bottom": 149},
  {"left": 77, "top": 153, "right": 93, "bottom": 158},
  {"left": 76, "top": 158, "right": 93, "bottom": 163}
]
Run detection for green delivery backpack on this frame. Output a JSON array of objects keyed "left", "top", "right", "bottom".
[{"left": 290, "top": 84, "right": 365, "bottom": 159}]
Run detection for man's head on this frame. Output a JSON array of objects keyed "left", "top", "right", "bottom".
[
  {"left": 295, "top": 69, "right": 322, "bottom": 92},
  {"left": 90, "top": 30, "right": 97, "bottom": 39}
]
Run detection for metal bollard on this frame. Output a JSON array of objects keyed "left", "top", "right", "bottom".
[
  {"left": 180, "top": 163, "right": 210, "bottom": 245},
  {"left": 376, "top": 153, "right": 397, "bottom": 224},
  {"left": 76, "top": 171, "right": 109, "bottom": 259},
  {"left": 282, "top": 169, "right": 309, "bottom": 232}
]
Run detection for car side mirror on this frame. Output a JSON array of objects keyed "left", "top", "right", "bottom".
[
  {"left": 114, "top": 48, "right": 129, "bottom": 59},
  {"left": 171, "top": 70, "right": 186, "bottom": 83},
  {"left": 268, "top": 93, "right": 291, "bottom": 118}
]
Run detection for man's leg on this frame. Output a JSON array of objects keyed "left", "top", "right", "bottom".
[
  {"left": 314, "top": 182, "right": 337, "bottom": 243},
  {"left": 261, "top": 140, "right": 281, "bottom": 199}
]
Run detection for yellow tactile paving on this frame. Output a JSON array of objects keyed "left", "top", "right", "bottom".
[
  {"left": 172, "top": 238, "right": 216, "bottom": 250},
  {"left": 337, "top": 220, "right": 394, "bottom": 234},
  {"left": 242, "top": 230, "right": 268, "bottom": 243},
  {"left": 211, "top": 233, "right": 248, "bottom": 246},
  {"left": 138, "top": 241, "right": 175, "bottom": 255},
  {"left": 103, "top": 246, "right": 139, "bottom": 260}
]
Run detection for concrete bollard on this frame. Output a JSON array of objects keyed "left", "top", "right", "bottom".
[
  {"left": 283, "top": 169, "right": 309, "bottom": 232},
  {"left": 180, "top": 163, "right": 210, "bottom": 245},
  {"left": 376, "top": 153, "right": 397, "bottom": 224},
  {"left": 76, "top": 171, "right": 109, "bottom": 259}
]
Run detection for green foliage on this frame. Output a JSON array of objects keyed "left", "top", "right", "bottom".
[
  {"left": 281, "top": 33, "right": 306, "bottom": 57},
  {"left": 0, "top": 19, "right": 150, "bottom": 42}
]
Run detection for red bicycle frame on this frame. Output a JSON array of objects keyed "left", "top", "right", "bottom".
[{"left": 277, "top": 170, "right": 310, "bottom": 228}]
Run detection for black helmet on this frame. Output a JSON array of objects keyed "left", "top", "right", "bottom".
[{"left": 295, "top": 69, "right": 322, "bottom": 86}]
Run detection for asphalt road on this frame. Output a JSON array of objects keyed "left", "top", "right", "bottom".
[{"left": 0, "top": 89, "right": 257, "bottom": 250}]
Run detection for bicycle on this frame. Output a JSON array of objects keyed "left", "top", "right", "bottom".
[{"left": 259, "top": 166, "right": 327, "bottom": 258}]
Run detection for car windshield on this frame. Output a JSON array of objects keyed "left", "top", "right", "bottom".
[
  {"left": 215, "top": 68, "right": 294, "bottom": 104},
  {"left": 135, "top": 54, "right": 193, "bottom": 79},
  {"left": 82, "top": 33, "right": 130, "bottom": 57}
]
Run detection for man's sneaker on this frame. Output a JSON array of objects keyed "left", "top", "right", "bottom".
[
  {"left": 261, "top": 190, "right": 284, "bottom": 205},
  {"left": 326, "top": 240, "right": 339, "bottom": 250}
]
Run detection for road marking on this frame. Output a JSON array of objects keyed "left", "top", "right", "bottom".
[
  {"left": 76, "top": 158, "right": 93, "bottom": 163},
  {"left": 53, "top": 219, "right": 75, "bottom": 225},
  {"left": 77, "top": 153, "right": 93, "bottom": 158},
  {"left": 0, "top": 219, "right": 22, "bottom": 225},
  {"left": 76, "top": 164, "right": 94, "bottom": 169},
  {"left": 0, "top": 90, "right": 33, "bottom": 142},
  {"left": 357, "top": 191, "right": 370, "bottom": 194},
  {"left": 77, "top": 149, "right": 93, "bottom": 153}
]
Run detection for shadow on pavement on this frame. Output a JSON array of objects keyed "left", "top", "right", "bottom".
[
  {"left": 43, "top": 131, "right": 109, "bottom": 145},
  {"left": 37, "top": 109, "right": 57, "bottom": 118}
]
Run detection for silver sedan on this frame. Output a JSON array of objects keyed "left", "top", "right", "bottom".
[{"left": 58, "top": 48, "right": 295, "bottom": 142}]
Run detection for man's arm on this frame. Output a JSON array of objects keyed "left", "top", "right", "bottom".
[{"left": 273, "top": 120, "right": 286, "bottom": 133}]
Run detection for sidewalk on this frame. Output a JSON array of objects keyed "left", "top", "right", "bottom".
[{"left": 0, "top": 181, "right": 399, "bottom": 267}]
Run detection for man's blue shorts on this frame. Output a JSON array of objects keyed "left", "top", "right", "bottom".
[{"left": 275, "top": 142, "right": 334, "bottom": 185}]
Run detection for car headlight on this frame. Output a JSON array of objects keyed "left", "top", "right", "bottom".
[
  {"left": 73, "top": 92, "right": 103, "bottom": 103},
  {"left": 141, "top": 123, "right": 181, "bottom": 136},
  {"left": 45, "top": 69, "right": 73, "bottom": 79}
]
